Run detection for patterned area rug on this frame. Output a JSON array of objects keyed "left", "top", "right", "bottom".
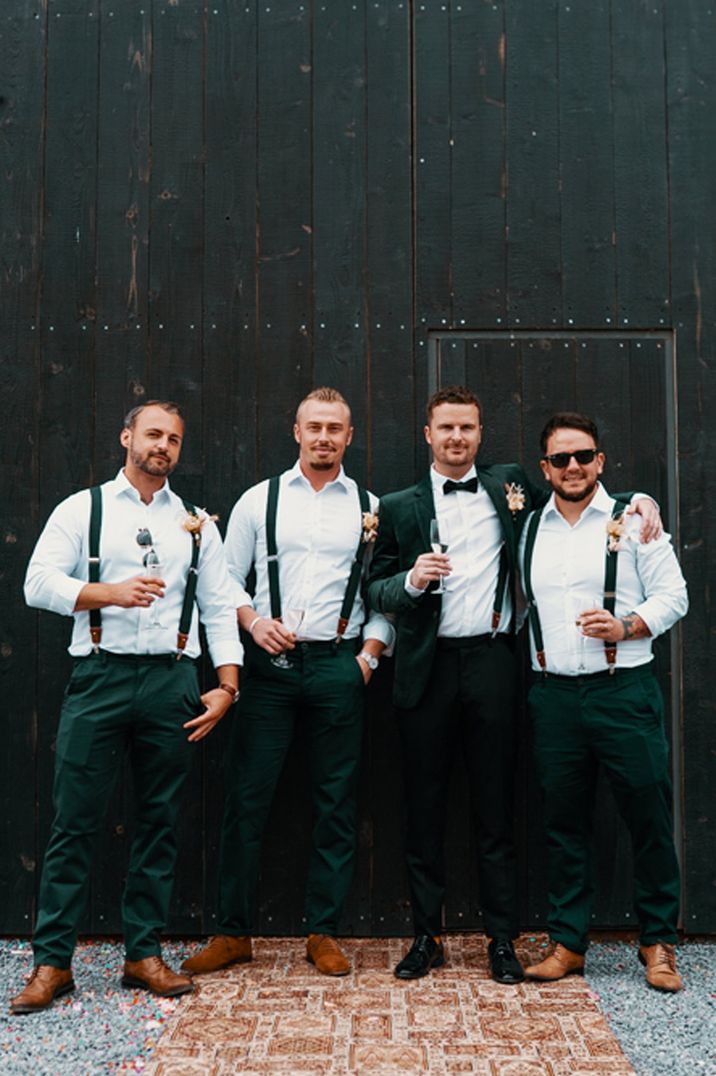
[{"left": 144, "top": 935, "right": 635, "bottom": 1075}]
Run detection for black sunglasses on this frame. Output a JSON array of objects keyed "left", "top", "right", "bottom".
[{"left": 542, "top": 449, "right": 598, "bottom": 468}]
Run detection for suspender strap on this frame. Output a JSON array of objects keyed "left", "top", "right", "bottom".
[
  {"left": 88, "top": 486, "right": 103, "bottom": 651},
  {"left": 336, "top": 486, "right": 371, "bottom": 641},
  {"left": 177, "top": 498, "right": 201, "bottom": 657},
  {"left": 522, "top": 506, "right": 547, "bottom": 670},
  {"left": 603, "top": 498, "right": 629, "bottom": 672},
  {"left": 491, "top": 544, "right": 510, "bottom": 635},
  {"left": 265, "top": 475, "right": 281, "bottom": 620}
]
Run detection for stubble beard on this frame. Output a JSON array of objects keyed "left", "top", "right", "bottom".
[
  {"left": 131, "top": 448, "right": 175, "bottom": 477},
  {"left": 556, "top": 477, "right": 598, "bottom": 503}
]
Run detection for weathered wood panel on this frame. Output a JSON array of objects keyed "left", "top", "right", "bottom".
[{"left": 0, "top": 0, "right": 712, "bottom": 935}]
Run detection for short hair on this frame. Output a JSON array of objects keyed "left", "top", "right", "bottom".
[
  {"left": 123, "top": 400, "right": 185, "bottom": 430},
  {"left": 539, "top": 412, "right": 599, "bottom": 454},
  {"left": 426, "top": 385, "right": 482, "bottom": 423},
  {"left": 295, "top": 386, "right": 351, "bottom": 424}
]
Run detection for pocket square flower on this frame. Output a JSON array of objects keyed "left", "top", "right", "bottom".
[
  {"left": 361, "top": 511, "right": 379, "bottom": 543},
  {"left": 504, "top": 482, "right": 526, "bottom": 515}
]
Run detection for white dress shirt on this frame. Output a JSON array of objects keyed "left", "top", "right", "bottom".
[
  {"left": 224, "top": 460, "right": 394, "bottom": 646},
  {"left": 405, "top": 465, "right": 512, "bottom": 637},
  {"left": 519, "top": 483, "right": 688, "bottom": 675},
  {"left": 24, "top": 470, "right": 243, "bottom": 667}
]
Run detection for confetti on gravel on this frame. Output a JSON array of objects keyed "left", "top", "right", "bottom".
[
  {"left": 0, "top": 939, "right": 193, "bottom": 1076},
  {"left": 585, "top": 940, "right": 716, "bottom": 1075}
]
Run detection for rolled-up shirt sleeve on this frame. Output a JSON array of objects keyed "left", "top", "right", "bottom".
[
  {"left": 24, "top": 492, "right": 89, "bottom": 616},
  {"left": 632, "top": 529, "right": 689, "bottom": 637},
  {"left": 195, "top": 520, "right": 244, "bottom": 668}
]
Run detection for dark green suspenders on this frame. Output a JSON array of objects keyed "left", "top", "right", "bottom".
[
  {"left": 88, "top": 486, "right": 103, "bottom": 651},
  {"left": 264, "top": 475, "right": 371, "bottom": 641},
  {"left": 492, "top": 545, "right": 510, "bottom": 635},
  {"left": 88, "top": 486, "right": 200, "bottom": 657},
  {"left": 523, "top": 498, "right": 629, "bottom": 674}
]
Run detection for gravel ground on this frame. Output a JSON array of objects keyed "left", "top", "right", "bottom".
[
  {"left": 0, "top": 939, "right": 193, "bottom": 1075},
  {"left": 0, "top": 937, "right": 714, "bottom": 1074},
  {"left": 584, "top": 940, "right": 716, "bottom": 1075}
]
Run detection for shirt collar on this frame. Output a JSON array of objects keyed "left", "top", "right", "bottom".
[
  {"left": 111, "top": 468, "right": 173, "bottom": 503},
  {"left": 431, "top": 463, "right": 477, "bottom": 494},
  {"left": 543, "top": 481, "right": 612, "bottom": 521},
  {"left": 287, "top": 458, "right": 352, "bottom": 492}
]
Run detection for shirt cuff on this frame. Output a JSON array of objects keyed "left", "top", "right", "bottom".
[
  {"left": 208, "top": 640, "right": 244, "bottom": 668},
  {"left": 362, "top": 614, "right": 396, "bottom": 656},
  {"left": 46, "top": 575, "right": 86, "bottom": 617},
  {"left": 404, "top": 572, "right": 426, "bottom": 598}
]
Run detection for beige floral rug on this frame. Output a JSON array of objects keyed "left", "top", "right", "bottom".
[{"left": 144, "top": 935, "right": 634, "bottom": 1075}]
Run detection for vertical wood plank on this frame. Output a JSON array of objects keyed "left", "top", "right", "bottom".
[
  {"left": 558, "top": 0, "right": 616, "bottom": 328},
  {"left": 0, "top": 1, "right": 47, "bottom": 932},
  {"left": 37, "top": 0, "right": 100, "bottom": 937},
  {"left": 664, "top": 0, "right": 716, "bottom": 930},
  {"left": 255, "top": 0, "right": 312, "bottom": 480},
  {"left": 450, "top": 0, "right": 507, "bottom": 328},
  {"left": 505, "top": 1, "right": 561, "bottom": 328},
  {"left": 312, "top": 2, "right": 368, "bottom": 479},
  {"left": 611, "top": 0, "right": 670, "bottom": 328}
]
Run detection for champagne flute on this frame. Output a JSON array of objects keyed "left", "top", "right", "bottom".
[
  {"left": 271, "top": 608, "right": 305, "bottom": 669},
  {"left": 144, "top": 547, "right": 165, "bottom": 629},
  {"left": 573, "top": 592, "right": 602, "bottom": 671},
  {"left": 429, "top": 518, "right": 450, "bottom": 595}
]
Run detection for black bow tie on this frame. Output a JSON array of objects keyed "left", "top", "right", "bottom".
[{"left": 443, "top": 476, "right": 478, "bottom": 495}]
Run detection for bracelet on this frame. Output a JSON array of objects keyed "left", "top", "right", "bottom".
[
  {"left": 218, "top": 682, "right": 240, "bottom": 704},
  {"left": 248, "top": 614, "right": 262, "bottom": 636}
]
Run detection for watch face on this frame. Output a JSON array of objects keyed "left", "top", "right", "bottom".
[{"left": 361, "top": 653, "right": 378, "bottom": 670}]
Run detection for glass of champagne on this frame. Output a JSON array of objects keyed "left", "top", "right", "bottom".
[
  {"left": 144, "top": 547, "right": 165, "bottom": 629},
  {"left": 573, "top": 592, "right": 602, "bottom": 671},
  {"left": 429, "top": 518, "right": 450, "bottom": 594},
  {"left": 271, "top": 608, "right": 305, "bottom": 669}
]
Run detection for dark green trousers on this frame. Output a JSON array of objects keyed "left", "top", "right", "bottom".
[
  {"left": 33, "top": 652, "right": 199, "bottom": 967},
  {"left": 218, "top": 639, "right": 365, "bottom": 936},
  {"left": 529, "top": 665, "right": 680, "bottom": 954}
]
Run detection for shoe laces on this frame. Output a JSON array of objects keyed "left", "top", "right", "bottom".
[{"left": 652, "top": 943, "right": 676, "bottom": 970}]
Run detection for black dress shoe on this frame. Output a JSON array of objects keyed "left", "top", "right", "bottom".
[
  {"left": 394, "top": 935, "right": 445, "bottom": 980},
  {"left": 488, "top": 938, "right": 525, "bottom": 984}
]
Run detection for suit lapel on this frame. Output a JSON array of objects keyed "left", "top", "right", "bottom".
[
  {"left": 478, "top": 468, "right": 517, "bottom": 564},
  {"left": 412, "top": 474, "right": 435, "bottom": 551}
]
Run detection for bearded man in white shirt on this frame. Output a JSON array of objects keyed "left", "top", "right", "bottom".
[
  {"left": 521, "top": 412, "right": 688, "bottom": 992},
  {"left": 11, "top": 402, "right": 241, "bottom": 1015},
  {"left": 182, "top": 387, "right": 392, "bottom": 978}
]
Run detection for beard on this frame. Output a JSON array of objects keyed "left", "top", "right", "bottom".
[
  {"left": 556, "top": 477, "right": 599, "bottom": 503},
  {"left": 308, "top": 460, "right": 335, "bottom": 472},
  {"left": 131, "top": 448, "right": 175, "bottom": 477}
]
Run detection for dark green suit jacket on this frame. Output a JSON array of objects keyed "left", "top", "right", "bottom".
[{"left": 368, "top": 464, "right": 546, "bottom": 709}]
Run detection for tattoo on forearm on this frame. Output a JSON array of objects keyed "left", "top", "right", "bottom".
[{"left": 619, "top": 612, "right": 651, "bottom": 641}]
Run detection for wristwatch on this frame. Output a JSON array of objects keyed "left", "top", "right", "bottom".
[
  {"left": 218, "top": 682, "right": 240, "bottom": 704},
  {"left": 357, "top": 651, "right": 379, "bottom": 671}
]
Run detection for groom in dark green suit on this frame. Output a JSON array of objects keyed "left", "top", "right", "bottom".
[{"left": 367, "top": 385, "right": 658, "bottom": 984}]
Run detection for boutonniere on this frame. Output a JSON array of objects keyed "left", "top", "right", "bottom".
[
  {"left": 361, "top": 511, "right": 379, "bottom": 544},
  {"left": 606, "top": 513, "right": 628, "bottom": 552},
  {"left": 181, "top": 508, "right": 219, "bottom": 544},
  {"left": 504, "top": 482, "right": 526, "bottom": 516}
]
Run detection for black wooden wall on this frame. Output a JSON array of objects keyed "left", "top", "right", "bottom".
[{"left": 1, "top": 0, "right": 713, "bottom": 936}]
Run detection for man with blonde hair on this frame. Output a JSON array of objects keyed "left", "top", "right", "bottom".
[{"left": 183, "top": 387, "right": 392, "bottom": 977}]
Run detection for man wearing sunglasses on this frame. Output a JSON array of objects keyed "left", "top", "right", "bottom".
[
  {"left": 11, "top": 402, "right": 241, "bottom": 1013},
  {"left": 521, "top": 412, "right": 688, "bottom": 991},
  {"left": 367, "top": 387, "right": 661, "bottom": 985}
]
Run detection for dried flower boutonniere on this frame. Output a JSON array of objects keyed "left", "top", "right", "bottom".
[
  {"left": 361, "top": 511, "right": 379, "bottom": 544},
  {"left": 181, "top": 508, "right": 219, "bottom": 545},
  {"left": 504, "top": 482, "right": 526, "bottom": 516},
  {"left": 606, "top": 513, "right": 627, "bottom": 553}
]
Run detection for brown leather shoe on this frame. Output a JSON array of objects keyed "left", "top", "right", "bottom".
[
  {"left": 10, "top": 965, "right": 75, "bottom": 1014},
  {"left": 525, "top": 943, "right": 585, "bottom": 981},
  {"left": 639, "top": 943, "right": 683, "bottom": 993},
  {"left": 122, "top": 955, "right": 194, "bottom": 997},
  {"left": 306, "top": 934, "right": 350, "bottom": 976},
  {"left": 181, "top": 934, "right": 253, "bottom": 975}
]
